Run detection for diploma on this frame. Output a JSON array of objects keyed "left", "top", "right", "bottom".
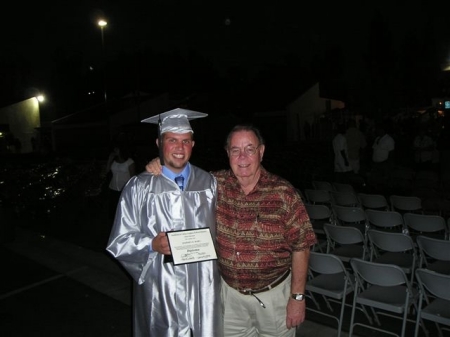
[{"left": 166, "top": 227, "right": 218, "bottom": 265}]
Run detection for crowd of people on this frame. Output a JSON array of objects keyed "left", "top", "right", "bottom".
[{"left": 331, "top": 113, "right": 449, "bottom": 190}]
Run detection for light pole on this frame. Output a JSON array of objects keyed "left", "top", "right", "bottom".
[{"left": 98, "top": 19, "right": 108, "bottom": 105}]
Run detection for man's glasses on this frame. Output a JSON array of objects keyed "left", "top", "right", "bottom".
[{"left": 228, "top": 145, "right": 260, "bottom": 157}]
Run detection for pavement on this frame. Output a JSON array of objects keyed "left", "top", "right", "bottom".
[{"left": 0, "top": 225, "right": 350, "bottom": 337}]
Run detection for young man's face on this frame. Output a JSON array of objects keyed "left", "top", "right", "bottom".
[{"left": 158, "top": 132, "right": 195, "bottom": 173}]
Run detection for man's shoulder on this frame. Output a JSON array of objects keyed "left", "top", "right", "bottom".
[
  {"left": 190, "top": 165, "right": 217, "bottom": 184},
  {"left": 211, "top": 169, "right": 229, "bottom": 179},
  {"left": 128, "top": 171, "right": 153, "bottom": 184},
  {"left": 190, "top": 164, "right": 214, "bottom": 176},
  {"left": 261, "top": 169, "right": 295, "bottom": 189}
]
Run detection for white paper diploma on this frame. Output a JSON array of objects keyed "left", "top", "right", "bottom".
[{"left": 166, "top": 227, "right": 218, "bottom": 265}]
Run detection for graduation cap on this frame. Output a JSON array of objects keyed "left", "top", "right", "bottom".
[
  {"left": 141, "top": 108, "right": 208, "bottom": 134},
  {"left": 141, "top": 108, "right": 208, "bottom": 165}
]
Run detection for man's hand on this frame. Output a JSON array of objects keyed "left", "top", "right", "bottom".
[
  {"left": 152, "top": 232, "right": 171, "bottom": 255},
  {"left": 146, "top": 158, "right": 163, "bottom": 175},
  {"left": 286, "top": 298, "right": 306, "bottom": 329}
]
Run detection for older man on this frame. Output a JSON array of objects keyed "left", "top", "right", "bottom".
[{"left": 147, "top": 124, "right": 316, "bottom": 336}]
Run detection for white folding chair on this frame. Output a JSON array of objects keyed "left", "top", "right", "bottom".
[
  {"left": 304, "top": 189, "right": 332, "bottom": 206},
  {"left": 365, "top": 209, "right": 405, "bottom": 233},
  {"left": 416, "top": 235, "right": 450, "bottom": 275},
  {"left": 312, "top": 180, "right": 334, "bottom": 191},
  {"left": 367, "top": 229, "right": 418, "bottom": 284},
  {"left": 349, "top": 258, "right": 423, "bottom": 337},
  {"left": 332, "top": 182, "right": 357, "bottom": 194},
  {"left": 358, "top": 193, "right": 389, "bottom": 211},
  {"left": 403, "top": 212, "right": 448, "bottom": 241},
  {"left": 332, "top": 205, "right": 369, "bottom": 236},
  {"left": 306, "top": 251, "right": 362, "bottom": 337},
  {"left": 304, "top": 203, "right": 333, "bottom": 252},
  {"left": 323, "top": 223, "right": 368, "bottom": 264},
  {"left": 390, "top": 195, "right": 422, "bottom": 215},
  {"left": 414, "top": 268, "right": 450, "bottom": 337},
  {"left": 330, "top": 191, "right": 361, "bottom": 207}
]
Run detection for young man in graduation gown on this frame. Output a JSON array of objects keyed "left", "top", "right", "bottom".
[{"left": 106, "top": 108, "right": 222, "bottom": 337}]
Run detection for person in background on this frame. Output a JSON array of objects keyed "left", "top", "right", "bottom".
[
  {"left": 332, "top": 123, "right": 352, "bottom": 182},
  {"left": 345, "top": 119, "right": 367, "bottom": 175},
  {"left": 106, "top": 108, "right": 222, "bottom": 337},
  {"left": 368, "top": 120, "right": 395, "bottom": 191},
  {"left": 413, "top": 127, "right": 435, "bottom": 171},
  {"left": 371, "top": 121, "right": 395, "bottom": 170},
  {"left": 105, "top": 144, "right": 135, "bottom": 221},
  {"left": 146, "top": 124, "right": 317, "bottom": 337}
]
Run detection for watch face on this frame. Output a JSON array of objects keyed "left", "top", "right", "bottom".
[{"left": 292, "top": 294, "right": 304, "bottom": 301}]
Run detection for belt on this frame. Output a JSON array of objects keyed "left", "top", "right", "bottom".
[{"left": 237, "top": 269, "right": 290, "bottom": 295}]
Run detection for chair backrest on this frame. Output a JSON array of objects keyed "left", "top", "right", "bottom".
[
  {"left": 312, "top": 180, "right": 334, "bottom": 191},
  {"left": 350, "top": 258, "right": 409, "bottom": 287},
  {"left": 305, "top": 203, "right": 333, "bottom": 237},
  {"left": 332, "top": 182, "right": 356, "bottom": 194},
  {"left": 357, "top": 193, "right": 389, "bottom": 211},
  {"left": 323, "top": 223, "right": 365, "bottom": 246},
  {"left": 332, "top": 205, "right": 368, "bottom": 234},
  {"left": 330, "top": 191, "right": 361, "bottom": 207},
  {"left": 403, "top": 212, "right": 448, "bottom": 238},
  {"left": 305, "top": 203, "right": 333, "bottom": 222},
  {"left": 367, "top": 229, "right": 416, "bottom": 253},
  {"left": 415, "top": 268, "right": 450, "bottom": 301},
  {"left": 304, "top": 189, "right": 332, "bottom": 205},
  {"left": 308, "top": 251, "right": 348, "bottom": 275},
  {"left": 416, "top": 235, "right": 450, "bottom": 262},
  {"left": 390, "top": 195, "right": 422, "bottom": 214},
  {"left": 365, "top": 209, "right": 405, "bottom": 231}
]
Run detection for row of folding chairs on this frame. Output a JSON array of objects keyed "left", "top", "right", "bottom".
[
  {"left": 306, "top": 251, "right": 450, "bottom": 337},
  {"left": 307, "top": 204, "right": 450, "bottom": 276},
  {"left": 305, "top": 187, "right": 426, "bottom": 214},
  {"left": 321, "top": 222, "right": 450, "bottom": 274},
  {"left": 308, "top": 179, "right": 450, "bottom": 217},
  {"left": 305, "top": 202, "right": 450, "bottom": 241},
  {"left": 313, "top": 170, "right": 443, "bottom": 196}
]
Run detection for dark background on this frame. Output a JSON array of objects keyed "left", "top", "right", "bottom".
[{"left": 3, "top": 1, "right": 450, "bottom": 122}]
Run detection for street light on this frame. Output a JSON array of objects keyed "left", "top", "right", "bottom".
[{"left": 98, "top": 19, "right": 108, "bottom": 105}]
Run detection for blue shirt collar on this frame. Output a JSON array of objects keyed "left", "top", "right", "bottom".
[{"left": 162, "top": 163, "right": 191, "bottom": 183}]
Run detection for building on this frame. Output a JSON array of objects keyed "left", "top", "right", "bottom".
[{"left": 0, "top": 98, "right": 41, "bottom": 153}]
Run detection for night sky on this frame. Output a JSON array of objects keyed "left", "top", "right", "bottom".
[{"left": 3, "top": 1, "right": 450, "bottom": 116}]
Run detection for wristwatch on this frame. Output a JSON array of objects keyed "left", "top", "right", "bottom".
[{"left": 291, "top": 293, "right": 305, "bottom": 301}]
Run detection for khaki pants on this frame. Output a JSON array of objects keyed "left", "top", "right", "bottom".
[{"left": 221, "top": 276, "right": 296, "bottom": 337}]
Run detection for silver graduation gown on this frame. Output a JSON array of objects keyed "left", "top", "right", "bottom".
[{"left": 106, "top": 165, "right": 222, "bottom": 337}]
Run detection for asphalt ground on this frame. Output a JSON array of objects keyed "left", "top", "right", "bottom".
[
  {"left": 1, "top": 225, "right": 349, "bottom": 337},
  {"left": 0, "top": 226, "right": 132, "bottom": 337}
]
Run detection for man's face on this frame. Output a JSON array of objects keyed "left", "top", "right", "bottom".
[
  {"left": 158, "top": 132, "right": 194, "bottom": 173},
  {"left": 227, "top": 130, "right": 265, "bottom": 179}
]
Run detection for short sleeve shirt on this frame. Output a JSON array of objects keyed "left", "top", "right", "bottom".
[
  {"left": 213, "top": 168, "right": 317, "bottom": 291},
  {"left": 372, "top": 134, "right": 395, "bottom": 163}
]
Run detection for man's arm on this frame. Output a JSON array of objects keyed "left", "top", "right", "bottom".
[{"left": 286, "top": 249, "right": 310, "bottom": 329}]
